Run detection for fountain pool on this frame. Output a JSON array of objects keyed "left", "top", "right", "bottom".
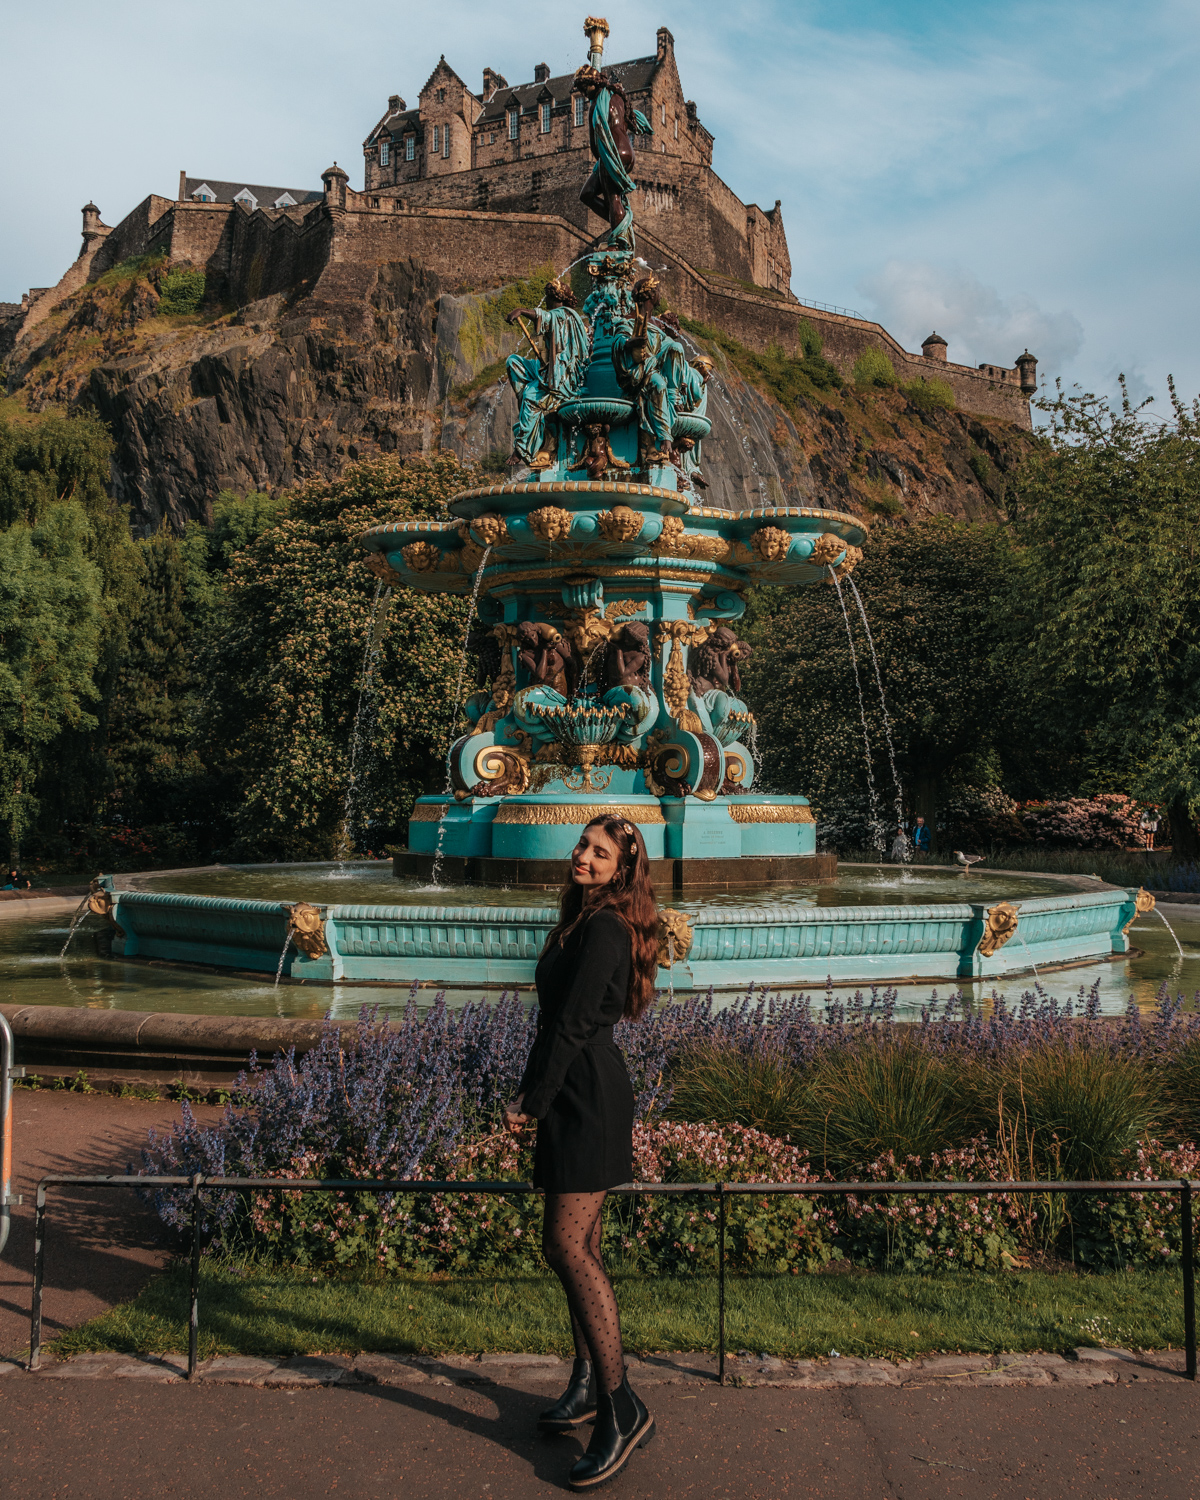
[{"left": 6, "top": 863, "right": 1197, "bottom": 1022}]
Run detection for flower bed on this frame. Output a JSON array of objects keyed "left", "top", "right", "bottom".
[{"left": 142, "top": 983, "right": 1200, "bottom": 1275}]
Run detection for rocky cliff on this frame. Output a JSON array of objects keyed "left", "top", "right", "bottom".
[{"left": 3, "top": 252, "right": 1035, "bottom": 531}]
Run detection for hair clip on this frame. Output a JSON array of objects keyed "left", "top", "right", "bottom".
[{"left": 622, "top": 821, "right": 634, "bottom": 835}]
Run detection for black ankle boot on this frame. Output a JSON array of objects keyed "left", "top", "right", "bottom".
[
  {"left": 568, "top": 1376, "right": 655, "bottom": 1490},
  {"left": 539, "top": 1358, "right": 596, "bottom": 1434}
]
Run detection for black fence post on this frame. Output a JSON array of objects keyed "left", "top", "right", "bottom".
[
  {"left": 1183, "top": 1180, "right": 1196, "bottom": 1382},
  {"left": 28, "top": 1183, "right": 46, "bottom": 1372},
  {"left": 718, "top": 1184, "right": 726, "bottom": 1387},
  {"left": 187, "top": 1175, "right": 202, "bottom": 1380}
]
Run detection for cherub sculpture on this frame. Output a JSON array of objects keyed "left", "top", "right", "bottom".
[
  {"left": 602, "top": 619, "right": 659, "bottom": 742},
  {"left": 687, "top": 625, "right": 754, "bottom": 744},
  {"left": 512, "top": 620, "right": 580, "bottom": 745},
  {"left": 574, "top": 64, "right": 654, "bottom": 248},
  {"left": 505, "top": 279, "right": 591, "bottom": 468},
  {"left": 568, "top": 422, "right": 630, "bottom": 481}
]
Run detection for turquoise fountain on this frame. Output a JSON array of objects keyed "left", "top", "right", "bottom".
[{"left": 105, "top": 21, "right": 1147, "bottom": 992}]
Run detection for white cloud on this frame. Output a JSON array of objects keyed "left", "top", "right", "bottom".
[{"left": 859, "top": 260, "right": 1084, "bottom": 373}]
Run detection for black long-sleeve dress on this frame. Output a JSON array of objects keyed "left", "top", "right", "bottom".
[{"left": 519, "top": 908, "right": 636, "bottom": 1193}]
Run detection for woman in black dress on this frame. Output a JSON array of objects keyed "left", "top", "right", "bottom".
[{"left": 506, "top": 814, "right": 661, "bottom": 1491}]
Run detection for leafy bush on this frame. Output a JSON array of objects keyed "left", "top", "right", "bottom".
[
  {"left": 852, "top": 348, "right": 897, "bottom": 388},
  {"left": 619, "top": 1120, "right": 835, "bottom": 1273},
  {"left": 1161, "top": 1035, "right": 1200, "bottom": 1144},
  {"left": 158, "top": 268, "right": 206, "bottom": 316},
  {"left": 801, "top": 1040, "right": 981, "bottom": 1177},
  {"left": 968, "top": 451, "right": 993, "bottom": 486},
  {"left": 1019, "top": 794, "right": 1144, "bottom": 849},
  {"left": 665, "top": 1043, "right": 807, "bottom": 1142},
  {"left": 840, "top": 1142, "right": 1025, "bottom": 1271},
  {"left": 985, "top": 1040, "right": 1158, "bottom": 1182},
  {"left": 1071, "top": 1140, "right": 1200, "bottom": 1269},
  {"left": 902, "top": 377, "right": 956, "bottom": 412}
]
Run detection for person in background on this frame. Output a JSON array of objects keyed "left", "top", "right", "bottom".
[
  {"left": 4, "top": 869, "right": 31, "bottom": 891},
  {"left": 912, "top": 817, "right": 931, "bottom": 854},
  {"left": 1139, "top": 807, "right": 1160, "bottom": 851}
]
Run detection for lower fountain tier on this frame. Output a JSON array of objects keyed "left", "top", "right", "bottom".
[
  {"left": 408, "top": 793, "right": 819, "bottom": 865},
  {"left": 103, "top": 886, "right": 1145, "bottom": 991}
]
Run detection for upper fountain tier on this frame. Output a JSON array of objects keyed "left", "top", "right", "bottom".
[{"left": 361, "top": 250, "right": 867, "bottom": 599}]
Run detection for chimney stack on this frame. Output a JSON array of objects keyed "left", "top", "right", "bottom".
[
  {"left": 482, "top": 67, "right": 507, "bottom": 100},
  {"left": 387, "top": 94, "right": 405, "bottom": 113},
  {"left": 533, "top": 62, "right": 550, "bottom": 83},
  {"left": 657, "top": 26, "right": 675, "bottom": 60}
]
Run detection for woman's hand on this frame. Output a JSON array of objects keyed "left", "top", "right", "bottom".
[{"left": 504, "top": 1094, "right": 532, "bottom": 1133}]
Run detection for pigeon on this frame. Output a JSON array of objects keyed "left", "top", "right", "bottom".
[{"left": 953, "top": 850, "right": 985, "bottom": 869}]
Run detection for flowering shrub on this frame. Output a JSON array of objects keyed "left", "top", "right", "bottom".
[
  {"left": 616, "top": 1121, "right": 835, "bottom": 1274},
  {"left": 839, "top": 1142, "right": 1025, "bottom": 1271},
  {"left": 1020, "top": 794, "right": 1143, "bottom": 849},
  {"left": 1071, "top": 1139, "right": 1200, "bottom": 1269}
]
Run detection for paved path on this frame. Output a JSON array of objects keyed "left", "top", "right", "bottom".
[
  {"left": 0, "top": 1089, "right": 223, "bottom": 1358},
  {"left": 0, "top": 1372, "right": 1196, "bottom": 1497}
]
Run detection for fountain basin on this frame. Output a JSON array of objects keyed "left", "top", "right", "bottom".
[{"left": 105, "top": 882, "right": 1141, "bottom": 991}]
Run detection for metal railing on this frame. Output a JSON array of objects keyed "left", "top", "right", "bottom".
[
  {"left": 28, "top": 1174, "right": 1198, "bottom": 1384},
  {"left": 0, "top": 1015, "right": 24, "bottom": 1255}
]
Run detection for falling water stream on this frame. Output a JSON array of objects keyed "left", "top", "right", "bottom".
[
  {"left": 430, "top": 544, "right": 493, "bottom": 885},
  {"left": 342, "top": 582, "right": 394, "bottom": 859},
  {"left": 828, "top": 568, "right": 886, "bottom": 855},
  {"left": 273, "top": 931, "right": 293, "bottom": 989},
  {"left": 846, "top": 576, "right": 908, "bottom": 858},
  {"left": 58, "top": 895, "right": 91, "bottom": 959},
  {"left": 1154, "top": 905, "right": 1187, "bottom": 958}
]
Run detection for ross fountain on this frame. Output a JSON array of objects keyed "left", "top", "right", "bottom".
[{"left": 99, "top": 19, "right": 1150, "bottom": 994}]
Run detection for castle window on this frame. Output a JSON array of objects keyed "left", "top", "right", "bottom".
[
  {"left": 661, "top": 103, "right": 666, "bottom": 124},
  {"left": 574, "top": 95, "right": 585, "bottom": 127},
  {"left": 540, "top": 101, "right": 551, "bottom": 133},
  {"left": 233, "top": 187, "right": 258, "bottom": 210},
  {"left": 674, "top": 116, "right": 678, "bottom": 140},
  {"left": 443, "top": 126, "right": 450, "bottom": 157},
  {"left": 405, "top": 136, "right": 415, "bottom": 161},
  {"left": 432, "top": 125, "right": 440, "bottom": 153},
  {"left": 508, "top": 108, "right": 518, "bottom": 140},
  {"left": 380, "top": 142, "right": 389, "bottom": 166},
  {"left": 489, "top": 131, "right": 496, "bottom": 144},
  {"left": 436, "top": 88, "right": 445, "bottom": 103}
]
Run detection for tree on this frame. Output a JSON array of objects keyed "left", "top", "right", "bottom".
[
  {"left": 742, "top": 519, "right": 1014, "bottom": 847},
  {"left": 1004, "top": 379, "right": 1200, "bottom": 854},
  {"left": 0, "top": 504, "right": 104, "bottom": 863},
  {"left": 201, "top": 456, "right": 478, "bottom": 858}
]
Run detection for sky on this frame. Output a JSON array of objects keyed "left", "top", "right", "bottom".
[{"left": 4, "top": 0, "right": 1198, "bottom": 409}]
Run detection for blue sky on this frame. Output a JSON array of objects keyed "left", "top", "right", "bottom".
[{"left": 4, "top": 0, "right": 1198, "bottom": 407}]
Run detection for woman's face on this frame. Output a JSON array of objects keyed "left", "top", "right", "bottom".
[{"left": 571, "top": 826, "right": 622, "bottom": 888}]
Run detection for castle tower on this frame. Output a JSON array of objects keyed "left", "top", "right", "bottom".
[
  {"left": 1016, "top": 349, "right": 1039, "bottom": 394},
  {"left": 921, "top": 331, "right": 948, "bottom": 362},
  {"left": 322, "top": 163, "right": 350, "bottom": 210}
]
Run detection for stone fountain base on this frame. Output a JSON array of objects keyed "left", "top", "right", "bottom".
[{"left": 392, "top": 850, "right": 837, "bottom": 891}]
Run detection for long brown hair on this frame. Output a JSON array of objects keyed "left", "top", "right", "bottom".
[{"left": 545, "top": 815, "right": 660, "bottom": 1020}]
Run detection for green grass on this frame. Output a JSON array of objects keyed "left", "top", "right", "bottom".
[{"left": 47, "top": 1262, "right": 1188, "bottom": 1364}]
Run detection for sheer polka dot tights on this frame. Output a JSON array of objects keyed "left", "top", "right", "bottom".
[{"left": 541, "top": 1191, "right": 625, "bottom": 1396}]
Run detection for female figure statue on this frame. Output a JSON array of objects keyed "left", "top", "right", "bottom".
[
  {"left": 574, "top": 65, "right": 654, "bottom": 248},
  {"left": 505, "top": 280, "right": 591, "bottom": 469}
]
